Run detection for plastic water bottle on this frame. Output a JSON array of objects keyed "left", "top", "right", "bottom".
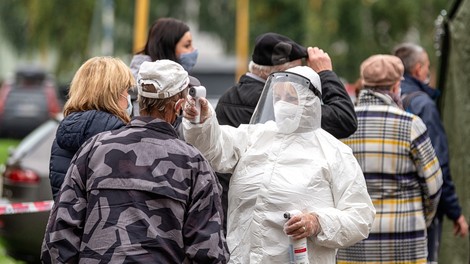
[{"left": 284, "top": 209, "right": 310, "bottom": 264}]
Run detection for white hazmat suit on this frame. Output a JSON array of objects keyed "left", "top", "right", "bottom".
[{"left": 183, "top": 66, "right": 375, "bottom": 264}]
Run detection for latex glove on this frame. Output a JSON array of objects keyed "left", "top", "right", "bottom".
[
  {"left": 284, "top": 212, "right": 321, "bottom": 240},
  {"left": 307, "top": 46, "right": 332, "bottom": 72},
  {"left": 453, "top": 215, "right": 469, "bottom": 237},
  {"left": 183, "top": 96, "right": 211, "bottom": 123}
]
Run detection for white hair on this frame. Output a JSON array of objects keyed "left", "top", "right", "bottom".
[{"left": 248, "top": 59, "right": 302, "bottom": 80}]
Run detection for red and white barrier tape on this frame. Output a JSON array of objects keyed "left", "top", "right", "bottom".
[{"left": 0, "top": 200, "right": 54, "bottom": 215}]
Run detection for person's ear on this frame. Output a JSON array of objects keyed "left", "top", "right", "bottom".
[
  {"left": 174, "top": 98, "right": 185, "bottom": 113},
  {"left": 411, "top": 63, "right": 421, "bottom": 78}
]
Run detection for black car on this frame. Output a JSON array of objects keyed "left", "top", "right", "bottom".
[
  {"left": 0, "top": 115, "right": 60, "bottom": 263},
  {"left": 0, "top": 67, "right": 62, "bottom": 139}
]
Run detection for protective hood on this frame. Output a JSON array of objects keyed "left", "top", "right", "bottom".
[{"left": 250, "top": 66, "right": 322, "bottom": 134}]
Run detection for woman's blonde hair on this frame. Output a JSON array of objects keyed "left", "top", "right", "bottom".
[{"left": 63, "top": 56, "right": 135, "bottom": 123}]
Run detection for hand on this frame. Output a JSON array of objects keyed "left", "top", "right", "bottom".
[
  {"left": 453, "top": 215, "right": 469, "bottom": 237},
  {"left": 283, "top": 212, "right": 321, "bottom": 240},
  {"left": 183, "top": 96, "right": 211, "bottom": 123},
  {"left": 307, "top": 46, "right": 332, "bottom": 72}
]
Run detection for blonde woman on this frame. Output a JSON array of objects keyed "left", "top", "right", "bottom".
[{"left": 49, "top": 56, "right": 135, "bottom": 200}]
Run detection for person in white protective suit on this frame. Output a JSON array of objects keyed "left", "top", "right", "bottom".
[{"left": 182, "top": 65, "right": 376, "bottom": 264}]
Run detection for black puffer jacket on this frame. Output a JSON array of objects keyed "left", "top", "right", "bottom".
[
  {"left": 215, "top": 73, "right": 265, "bottom": 128},
  {"left": 215, "top": 70, "right": 357, "bottom": 138},
  {"left": 49, "top": 110, "right": 126, "bottom": 200}
]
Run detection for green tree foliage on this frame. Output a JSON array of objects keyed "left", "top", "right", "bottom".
[
  {"left": 0, "top": 0, "right": 96, "bottom": 81},
  {"left": 198, "top": 0, "right": 236, "bottom": 52},
  {"left": 250, "top": 0, "right": 306, "bottom": 46},
  {"left": 0, "top": 0, "right": 188, "bottom": 83},
  {"left": 0, "top": 0, "right": 450, "bottom": 83},
  {"left": 0, "top": 1, "right": 30, "bottom": 53},
  {"left": 198, "top": 0, "right": 449, "bottom": 81}
]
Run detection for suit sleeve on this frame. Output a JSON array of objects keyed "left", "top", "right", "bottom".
[{"left": 314, "top": 149, "right": 376, "bottom": 248}]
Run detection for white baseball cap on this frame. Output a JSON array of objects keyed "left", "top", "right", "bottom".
[{"left": 138, "top": 59, "right": 199, "bottom": 99}]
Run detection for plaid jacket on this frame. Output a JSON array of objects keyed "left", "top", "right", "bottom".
[
  {"left": 337, "top": 89, "right": 442, "bottom": 263},
  {"left": 41, "top": 117, "right": 229, "bottom": 263}
]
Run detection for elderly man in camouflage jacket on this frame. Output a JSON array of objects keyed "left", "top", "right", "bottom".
[{"left": 41, "top": 60, "right": 229, "bottom": 263}]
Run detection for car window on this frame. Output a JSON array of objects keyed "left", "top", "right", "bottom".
[
  {"left": 11, "top": 120, "right": 58, "bottom": 161},
  {"left": 15, "top": 70, "right": 47, "bottom": 88}
]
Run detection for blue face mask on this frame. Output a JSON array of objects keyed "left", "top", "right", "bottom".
[{"left": 178, "top": 49, "right": 198, "bottom": 72}]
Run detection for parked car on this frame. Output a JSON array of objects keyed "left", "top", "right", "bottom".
[
  {"left": 0, "top": 66, "right": 62, "bottom": 139},
  {"left": 0, "top": 115, "right": 60, "bottom": 263}
]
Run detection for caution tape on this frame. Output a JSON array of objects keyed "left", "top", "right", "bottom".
[{"left": 0, "top": 200, "right": 54, "bottom": 216}]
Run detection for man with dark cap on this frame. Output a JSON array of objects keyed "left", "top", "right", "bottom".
[
  {"left": 214, "top": 32, "right": 357, "bottom": 232},
  {"left": 216, "top": 32, "right": 356, "bottom": 138}
]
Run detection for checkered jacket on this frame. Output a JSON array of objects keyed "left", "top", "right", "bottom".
[{"left": 337, "top": 89, "right": 442, "bottom": 263}]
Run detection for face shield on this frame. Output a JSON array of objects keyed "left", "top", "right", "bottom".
[{"left": 250, "top": 70, "right": 322, "bottom": 133}]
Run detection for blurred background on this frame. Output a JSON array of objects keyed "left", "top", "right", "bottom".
[
  {"left": 0, "top": 0, "right": 450, "bottom": 88},
  {"left": 1, "top": 0, "right": 469, "bottom": 263}
]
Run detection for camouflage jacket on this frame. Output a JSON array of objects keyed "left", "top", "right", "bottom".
[{"left": 41, "top": 116, "right": 229, "bottom": 263}]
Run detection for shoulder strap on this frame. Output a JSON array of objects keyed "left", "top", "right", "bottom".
[{"left": 401, "top": 91, "right": 424, "bottom": 112}]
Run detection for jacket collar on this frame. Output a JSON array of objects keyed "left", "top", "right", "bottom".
[
  {"left": 402, "top": 73, "right": 441, "bottom": 100},
  {"left": 245, "top": 72, "right": 266, "bottom": 83},
  {"left": 128, "top": 116, "right": 178, "bottom": 138},
  {"left": 357, "top": 89, "right": 400, "bottom": 108}
]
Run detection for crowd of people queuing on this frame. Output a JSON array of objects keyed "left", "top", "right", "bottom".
[{"left": 40, "top": 16, "right": 467, "bottom": 263}]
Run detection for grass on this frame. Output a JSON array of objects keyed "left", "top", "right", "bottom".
[
  {"left": 0, "top": 240, "right": 25, "bottom": 264},
  {"left": 0, "top": 139, "right": 26, "bottom": 263},
  {"left": 0, "top": 139, "right": 19, "bottom": 165}
]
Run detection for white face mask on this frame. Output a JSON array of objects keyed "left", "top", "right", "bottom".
[
  {"left": 273, "top": 100, "right": 299, "bottom": 133},
  {"left": 125, "top": 94, "right": 133, "bottom": 116}
]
